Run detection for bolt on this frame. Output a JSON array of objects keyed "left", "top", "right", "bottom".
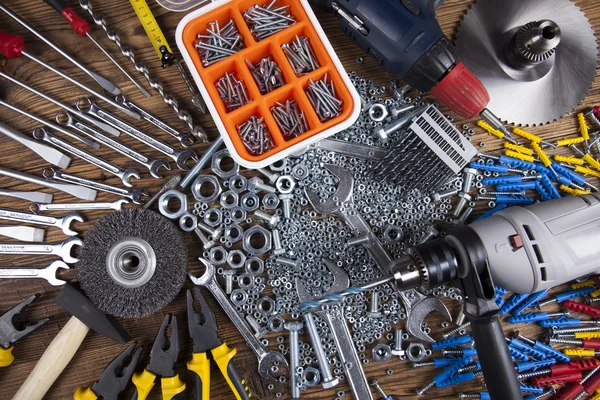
[
  {"left": 453, "top": 192, "right": 472, "bottom": 217},
  {"left": 371, "top": 380, "right": 389, "bottom": 399},
  {"left": 280, "top": 193, "right": 293, "bottom": 219},
  {"left": 276, "top": 257, "right": 300, "bottom": 269},
  {"left": 393, "top": 84, "right": 411, "bottom": 100},
  {"left": 180, "top": 137, "right": 224, "bottom": 189},
  {"left": 389, "top": 103, "right": 417, "bottom": 119},
  {"left": 258, "top": 167, "right": 279, "bottom": 184},
  {"left": 420, "top": 226, "right": 439, "bottom": 244},
  {"left": 461, "top": 168, "right": 477, "bottom": 192},
  {"left": 248, "top": 176, "right": 277, "bottom": 194},
  {"left": 246, "top": 314, "right": 267, "bottom": 339},
  {"left": 222, "top": 270, "right": 236, "bottom": 294},
  {"left": 272, "top": 228, "right": 285, "bottom": 255},
  {"left": 347, "top": 233, "right": 373, "bottom": 247},
  {"left": 431, "top": 187, "right": 459, "bottom": 203},
  {"left": 457, "top": 207, "right": 474, "bottom": 224},
  {"left": 390, "top": 329, "right": 404, "bottom": 356},
  {"left": 285, "top": 321, "right": 303, "bottom": 399},
  {"left": 304, "top": 312, "right": 339, "bottom": 389},
  {"left": 367, "top": 291, "right": 381, "bottom": 318},
  {"left": 254, "top": 210, "right": 280, "bottom": 227},
  {"left": 197, "top": 221, "right": 222, "bottom": 240},
  {"left": 193, "top": 227, "right": 215, "bottom": 249},
  {"left": 458, "top": 394, "right": 482, "bottom": 399}
]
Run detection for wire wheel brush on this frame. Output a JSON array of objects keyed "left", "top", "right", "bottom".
[{"left": 78, "top": 208, "right": 187, "bottom": 318}]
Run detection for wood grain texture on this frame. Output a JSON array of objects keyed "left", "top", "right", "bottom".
[{"left": 0, "top": 0, "right": 597, "bottom": 399}]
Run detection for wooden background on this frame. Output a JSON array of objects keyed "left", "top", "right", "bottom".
[{"left": 0, "top": 0, "right": 598, "bottom": 399}]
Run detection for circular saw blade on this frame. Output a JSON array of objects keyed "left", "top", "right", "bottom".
[{"left": 455, "top": 0, "right": 598, "bottom": 126}]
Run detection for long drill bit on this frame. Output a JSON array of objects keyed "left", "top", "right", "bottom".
[{"left": 77, "top": 0, "right": 207, "bottom": 143}]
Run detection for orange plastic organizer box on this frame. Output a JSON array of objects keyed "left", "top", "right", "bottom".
[{"left": 176, "top": 0, "right": 361, "bottom": 168}]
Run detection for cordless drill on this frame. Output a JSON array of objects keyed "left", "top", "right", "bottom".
[{"left": 311, "top": 0, "right": 505, "bottom": 130}]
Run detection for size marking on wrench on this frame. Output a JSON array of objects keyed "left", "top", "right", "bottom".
[
  {"left": 305, "top": 164, "right": 451, "bottom": 342},
  {"left": 0, "top": 208, "right": 83, "bottom": 236},
  {"left": 43, "top": 169, "right": 148, "bottom": 205},
  {"left": 116, "top": 96, "right": 195, "bottom": 147},
  {"left": 57, "top": 111, "right": 170, "bottom": 179},
  {"left": 189, "top": 259, "right": 289, "bottom": 382},
  {"left": 297, "top": 260, "right": 373, "bottom": 400},
  {"left": 0, "top": 236, "right": 82, "bottom": 263},
  {"left": 77, "top": 98, "right": 198, "bottom": 170},
  {"left": 30, "top": 199, "right": 129, "bottom": 214},
  {"left": 33, "top": 128, "right": 140, "bottom": 187},
  {"left": 0, "top": 260, "right": 69, "bottom": 286}
]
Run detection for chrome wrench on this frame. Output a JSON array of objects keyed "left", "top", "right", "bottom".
[
  {"left": 314, "top": 139, "right": 388, "bottom": 161},
  {"left": 43, "top": 168, "right": 148, "bottom": 205},
  {"left": 297, "top": 260, "right": 372, "bottom": 400},
  {"left": 0, "top": 260, "right": 69, "bottom": 286},
  {"left": 0, "top": 190, "right": 53, "bottom": 204},
  {"left": 0, "top": 208, "right": 83, "bottom": 236},
  {"left": 56, "top": 111, "right": 170, "bottom": 179},
  {"left": 0, "top": 166, "right": 96, "bottom": 201},
  {"left": 189, "top": 259, "right": 289, "bottom": 382},
  {"left": 33, "top": 128, "right": 140, "bottom": 188},
  {"left": 31, "top": 199, "right": 129, "bottom": 213},
  {"left": 115, "top": 96, "right": 195, "bottom": 148},
  {"left": 77, "top": 98, "right": 198, "bottom": 170},
  {"left": 0, "top": 236, "right": 82, "bottom": 263}
]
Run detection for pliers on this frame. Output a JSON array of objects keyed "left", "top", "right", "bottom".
[
  {"left": 0, "top": 294, "right": 48, "bottom": 367},
  {"left": 187, "top": 287, "right": 252, "bottom": 400},
  {"left": 74, "top": 343, "right": 142, "bottom": 400},
  {"left": 131, "top": 314, "right": 186, "bottom": 400}
]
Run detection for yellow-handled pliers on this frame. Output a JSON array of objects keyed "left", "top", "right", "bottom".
[
  {"left": 0, "top": 294, "right": 48, "bottom": 367},
  {"left": 74, "top": 343, "right": 142, "bottom": 400},
  {"left": 131, "top": 314, "right": 186, "bottom": 400},
  {"left": 187, "top": 288, "right": 252, "bottom": 400}
]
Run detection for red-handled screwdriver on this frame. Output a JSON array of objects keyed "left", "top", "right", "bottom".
[
  {"left": 42, "top": 0, "right": 150, "bottom": 97},
  {"left": 0, "top": 29, "right": 141, "bottom": 120}
]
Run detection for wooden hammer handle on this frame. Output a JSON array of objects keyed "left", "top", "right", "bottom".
[{"left": 13, "top": 316, "right": 90, "bottom": 400}]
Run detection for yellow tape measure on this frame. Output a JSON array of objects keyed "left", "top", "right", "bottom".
[{"left": 129, "top": 0, "right": 175, "bottom": 66}]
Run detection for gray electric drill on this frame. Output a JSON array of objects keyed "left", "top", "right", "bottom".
[{"left": 385, "top": 194, "right": 600, "bottom": 399}]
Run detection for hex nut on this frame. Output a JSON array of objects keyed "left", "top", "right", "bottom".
[
  {"left": 191, "top": 175, "right": 222, "bottom": 204},
  {"left": 263, "top": 193, "right": 280, "bottom": 210},
  {"left": 228, "top": 175, "right": 248, "bottom": 193},
  {"left": 241, "top": 192, "right": 260, "bottom": 211},
  {"left": 372, "top": 343, "right": 392, "bottom": 362},
  {"left": 238, "top": 273, "right": 255, "bottom": 290},
  {"left": 406, "top": 343, "right": 426, "bottom": 362},
  {"left": 368, "top": 103, "right": 389, "bottom": 122},
  {"left": 208, "top": 246, "right": 228, "bottom": 265},
  {"left": 384, "top": 225, "right": 404, "bottom": 243},
  {"left": 245, "top": 257, "right": 264, "bottom": 275},
  {"left": 220, "top": 190, "right": 239, "bottom": 209},
  {"left": 227, "top": 249, "right": 246, "bottom": 269},
  {"left": 243, "top": 225, "right": 272, "bottom": 256},
  {"left": 158, "top": 189, "right": 188, "bottom": 219},
  {"left": 225, "top": 224, "right": 243, "bottom": 243},
  {"left": 178, "top": 212, "right": 197, "bottom": 232},
  {"left": 204, "top": 208, "right": 223, "bottom": 227},
  {"left": 276, "top": 175, "right": 296, "bottom": 194},
  {"left": 211, "top": 149, "right": 239, "bottom": 178}
]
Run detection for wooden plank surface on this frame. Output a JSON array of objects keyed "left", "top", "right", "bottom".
[{"left": 0, "top": 0, "right": 598, "bottom": 399}]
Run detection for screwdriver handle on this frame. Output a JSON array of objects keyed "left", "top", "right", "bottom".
[
  {"left": 213, "top": 342, "right": 252, "bottom": 400},
  {"left": 42, "top": 0, "right": 90, "bottom": 36},
  {"left": 0, "top": 30, "right": 25, "bottom": 59},
  {"left": 0, "top": 346, "right": 14, "bottom": 367}
]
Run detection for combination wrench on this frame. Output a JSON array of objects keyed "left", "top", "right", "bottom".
[
  {"left": 77, "top": 98, "right": 198, "bottom": 170},
  {"left": 297, "top": 260, "right": 373, "bottom": 400},
  {"left": 0, "top": 260, "right": 69, "bottom": 286},
  {"left": 33, "top": 128, "right": 140, "bottom": 188},
  {"left": 305, "top": 164, "right": 451, "bottom": 342},
  {"left": 0, "top": 166, "right": 97, "bottom": 201},
  {"left": 0, "top": 236, "right": 82, "bottom": 263},
  {"left": 115, "top": 96, "right": 195, "bottom": 148},
  {"left": 31, "top": 199, "right": 129, "bottom": 214},
  {"left": 56, "top": 111, "right": 170, "bottom": 179},
  {"left": 0, "top": 208, "right": 83, "bottom": 236},
  {"left": 43, "top": 168, "right": 148, "bottom": 205},
  {"left": 189, "top": 259, "right": 289, "bottom": 382}
]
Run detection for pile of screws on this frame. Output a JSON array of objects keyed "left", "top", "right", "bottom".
[
  {"left": 243, "top": 1, "right": 296, "bottom": 41},
  {"left": 195, "top": 19, "right": 245, "bottom": 67},
  {"left": 306, "top": 74, "right": 343, "bottom": 122},
  {"left": 237, "top": 115, "right": 275, "bottom": 155},
  {"left": 271, "top": 100, "right": 309, "bottom": 140},
  {"left": 246, "top": 56, "right": 286, "bottom": 94},
  {"left": 216, "top": 72, "right": 252, "bottom": 112},
  {"left": 282, "top": 35, "right": 320, "bottom": 76}
]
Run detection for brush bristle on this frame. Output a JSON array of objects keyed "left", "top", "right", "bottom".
[{"left": 78, "top": 209, "right": 187, "bottom": 318}]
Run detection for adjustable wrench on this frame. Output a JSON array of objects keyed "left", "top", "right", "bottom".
[
  {"left": 0, "top": 260, "right": 69, "bottom": 286},
  {"left": 189, "top": 259, "right": 289, "bottom": 382},
  {"left": 43, "top": 168, "right": 147, "bottom": 205},
  {"left": 0, "top": 208, "right": 83, "bottom": 236},
  {"left": 77, "top": 98, "right": 198, "bottom": 170},
  {"left": 31, "top": 199, "right": 128, "bottom": 213},
  {"left": 33, "top": 128, "right": 140, "bottom": 188},
  {"left": 0, "top": 236, "right": 82, "bottom": 263},
  {"left": 0, "top": 190, "right": 52, "bottom": 204},
  {"left": 296, "top": 260, "right": 372, "bottom": 400},
  {"left": 305, "top": 164, "right": 451, "bottom": 342},
  {"left": 56, "top": 111, "right": 171, "bottom": 179},
  {"left": 115, "top": 96, "right": 195, "bottom": 148},
  {"left": 0, "top": 166, "right": 96, "bottom": 201}
]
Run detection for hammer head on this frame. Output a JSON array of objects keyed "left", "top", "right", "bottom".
[{"left": 54, "top": 284, "right": 129, "bottom": 344}]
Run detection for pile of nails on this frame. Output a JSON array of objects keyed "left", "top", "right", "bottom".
[
  {"left": 243, "top": 0, "right": 296, "bottom": 41},
  {"left": 216, "top": 72, "right": 252, "bottom": 112},
  {"left": 282, "top": 35, "right": 320, "bottom": 76},
  {"left": 247, "top": 56, "right": 286, "bottom": 94},
  {"left": 195, "top": 19, "right": 245, "bottom": 66},
  {"left": 237, "top": 115, "right": 275, "bottom": 155},
  {"left": 271, "top": 100, "right": 309, "bottom": 140},
  {"left": 306, "top": 74, "right": 343, "bottom": 122}
]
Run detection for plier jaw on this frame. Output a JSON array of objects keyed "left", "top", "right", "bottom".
[
  {"left": 187, "top": 287, "right": 221, "bottom": 353},
  {"left": 148, "top": 314, "right": 180, "bottom": 377},
  {"left": 0, "top": 294, "right": 48, "bottom": 350}
]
